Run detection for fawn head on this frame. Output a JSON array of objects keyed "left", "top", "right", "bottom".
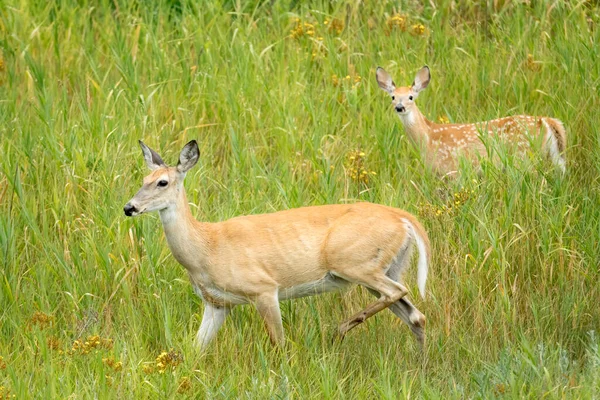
[
  {"left": 376, "top": 66, "right": 430, "bottom": 116},
  {"left": 124, "top": 140, "right": 199, "bottom": 217}
]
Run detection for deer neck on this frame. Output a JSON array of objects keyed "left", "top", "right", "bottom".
[
  {"left": 159, "top": 186, "right": 210, "bottom": 270},
  {"left": 399, "top": 108, "right": 432, "bottom": 148}
]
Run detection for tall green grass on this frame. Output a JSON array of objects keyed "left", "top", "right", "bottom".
[{"left": 1, "top": 0, "right": 599, "bottom": 397}]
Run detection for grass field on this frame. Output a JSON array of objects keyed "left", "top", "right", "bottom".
[{"left": 1, "top": 0, "right": 600, "bottom": 397}]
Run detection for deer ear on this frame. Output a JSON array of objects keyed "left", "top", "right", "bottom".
[
  {"left": 139, "top": 141, "right": 165, "bottom": 170},
  {"left": 177, "top": 140, "right": 200, "bottom": 173},
  {"left": 376, "top": 67, "right": 396, "bottom": 94},
  {"left": 412, "top": 66, "right": 431, "bottom": 93}
]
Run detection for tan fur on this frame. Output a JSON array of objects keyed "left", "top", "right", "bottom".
[
  {"left": 377, "top": 66, "right": 567, "bottom": 175},
  {"left": 178, "top": 201, "right": 419, "bottom": 303},
  {"left": 125, "top": 141, "right": 431, "bottom": 348}
]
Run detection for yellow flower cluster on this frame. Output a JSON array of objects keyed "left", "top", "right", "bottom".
[
  {"left": 410, "top": 23, "right": 426, "bottom": 36},
  {"left": 345, "top": 150, "right": 376, "bottom": 184},
  {"left": 30, "top": 311, "right": 54, "bottom": 330},
  {"left": 290, "top": 17, "right": 347, "bottom": 61},
  {"left": 418, "top": 187, "right": 475, "bottom": 218},
  {"left": 387, "top": 14, "right": 407, "bottom": 31},
  {"left": 324, "top": 18, "right": 344, "bottom": 35},
  {"left": 0, "top": 386, "right": 15, "bottom": 400},
  {"left": 177, "top": 376, "right": 192, "bottom": 394},
  {"left": 290, "top": 19, "right": 317, "bottom": 39},
  {"left": 143, "top": 349, "right": 183, "bottom": 374},
  {"left": 331, "top": 74, "right": 361, "bottom": 89},
  {"left": 102, "top": 356, "right": 123, "bottom": 387},
  {"left": 68, "top": 335, "right": 113, "bottom": 355},
  {"left": 102, "top": 357, "right": 123, "bottom": 372},
  {"left": 438, "top": 115, "right": 450, "bottom": 124},
  {"left": 386, "top": 14, "right": 429, "bottom": 37}
]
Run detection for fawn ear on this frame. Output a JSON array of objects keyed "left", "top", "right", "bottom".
[
  {"left": 177, "top": 140, "right": 200, "bottom": 173},
  {"left": 376, "top": 67, "right": 396, "bottom": 94},
  {"left": 412, "top": 66, "right": 431, "bottom": 93},
  {"left": 139, "top": 141, "right": 165, "bottom": 170}
]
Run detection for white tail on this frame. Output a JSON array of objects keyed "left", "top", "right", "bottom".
[
  {"left": 376, "top": 65, "right": 567, "bottom": 175},
  {"left": 124, "top": 140, "right": 431, "bottom": 349},
  {"left": 406, "top": 220, "right": 429, "bottom": 299}
]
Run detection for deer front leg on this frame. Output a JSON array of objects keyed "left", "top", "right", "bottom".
[
  {"left": 195, "top": 303, "right": 231, "bottom": 350},
  {"left": 254, "top": 293, "right": 285, "bottom": 346}
]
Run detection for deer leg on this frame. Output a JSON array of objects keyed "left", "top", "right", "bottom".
[
  {"left": 367, "top": 288, "right": 426, "bottom": 347},
  {"left": 254, "top": 292, "right": 285, "bottom": 346},
  {"left": 337, "top": 275, "right": 408, "bottom": 339},
  {"left": 195, "top": 303, "right": 231, "bottom": 350}
]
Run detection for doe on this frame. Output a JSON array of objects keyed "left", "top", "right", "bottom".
[
  {"left": 124, "top": 140, "right": 431, "bottom": 349},
  {"left": 376, "top": 66, "right": 567, "bottom": 176}
]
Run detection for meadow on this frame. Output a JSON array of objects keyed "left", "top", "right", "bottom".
[{"left": 1, "top": 0, "right": 600, "bottom": 397}]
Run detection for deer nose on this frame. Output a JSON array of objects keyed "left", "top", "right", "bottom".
[
  {"left": 123, "top": 203, "right": 137, "bottom": 217},
  {"left": 395, "top": 104, "right": 406, "bottom": 113}
]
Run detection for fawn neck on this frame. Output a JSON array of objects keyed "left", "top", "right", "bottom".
[
  {"left": 159, "top": 186, "right": 210, "bottom": 270},
  {"left": 399, "top": 107, "right": 432, "bottom": 148}
]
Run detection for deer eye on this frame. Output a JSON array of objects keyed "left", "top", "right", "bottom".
[
  {"left": 391, "top": 96, "right": 395, "bottom": 101},
  {"left": 409, "top": 95, "right": 413, "bottom": 101},
  {"left": 157, "top": 180, "right": 168, "bottom": 187}
]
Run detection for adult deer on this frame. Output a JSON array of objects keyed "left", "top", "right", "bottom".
[
  {"left": 123, "top": 140, "right": 431, "bottom": 349},
  {"left": 376, "top": 66, "right": 567, "bottom": 176}
]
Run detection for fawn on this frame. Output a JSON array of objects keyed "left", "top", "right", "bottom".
[
  {"left": 124, "top": 140, "right": 431, "bottom": 348},
  {"left": 376, "top": 66, "right": 566, "bottom": 176}
]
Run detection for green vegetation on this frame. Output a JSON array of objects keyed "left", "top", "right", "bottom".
[{"left": 1, "top": 0, "right": 599, "bottom": 397}]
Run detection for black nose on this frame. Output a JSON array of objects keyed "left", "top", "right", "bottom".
[
  {"left": 124, "top": 203, "right": 137, "bottom": 217},
  {"left": 396, "top": 105, "right": 406, "bottom": 113}
]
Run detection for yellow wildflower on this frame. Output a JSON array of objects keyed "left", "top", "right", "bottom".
[
  {"left": 325, "top": 18, "right": 344, "bottom": 35},
  {"left": 30, "top": 311, "right": 54, "bottom": 330},
  {"left": 410, "top": 23, "right": 426, "bottom": 36},
  {"left": 102, "top": 357, "right": 123, "bottom": 372},
  {"left": 70, "top": 335, "right": 113, "bottom": 355},
  {"left": 290, "top": 19, "right": 317, "bottom": 39},
  {"left": 0, "top": 385, "right": 15, "bottom": 400},
  {"left": 387, "top": 14, "right": 407, "bottom": 32},
  {"left": 438, "top": 115, "right": 450, "bottom": 124},
  {"left": 345, "top": 150, "right": 375, "bottom": 185},
  {"left": 417, "top": 186, "right": 475, "bottom": 219},
  {"left": 153, "top": 349, "right": 183, "bottom": 374}
]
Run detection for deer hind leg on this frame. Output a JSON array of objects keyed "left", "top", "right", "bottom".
[
  {"left": 254, "top": 292, "right": 285, "bottom": 346},
  {"left": 389, "top": 299, "right": 426, "bottom": 347},
  {"left": 367, "top": 288, "right": 426, "bottom": 347},
  {"left": 542, "top": 118, "right": 566, "bottom": 173},
  {"left": 336, "top": 274, "right": 408, "bottom": 339},
  {"left": 195, "top": 303, "right": 231, "bottom": 350},
  {"left": 374, "top": 241, "right": 426, "bottom": 346}
]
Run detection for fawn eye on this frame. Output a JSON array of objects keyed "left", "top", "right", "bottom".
[
  {"left": 409, "top": 96, "right": 413, "bottom": 101},
  {"left": 157, "top": 180, "right": 168, "bottom": 187},
  {"left": 391, "top": 96, "right": 395, "bottom": 101}
]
